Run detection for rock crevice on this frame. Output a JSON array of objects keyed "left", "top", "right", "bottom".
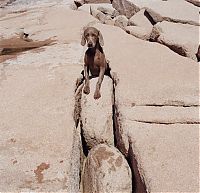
[{"left": 74, "top": 72, "right": 148, "bottom": 193}]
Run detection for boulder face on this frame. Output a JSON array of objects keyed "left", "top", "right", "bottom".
[
  {"left": 0, "top": 43, "right": 82, "bottom": 192},
  {"left": 112, "top": 0, "right": 200, "bottom": 25},
  {"left": 186, "top": 0, "right": 200, "bottom": 7},
  {"left": 1, "top": 0, "right": 199, "bottom": 192},
  {"left": 112, "top": 0, "right": 140, "bottom": 18},
  {"left": 0, "top": 5, "right": 97, "bottom": 192},
  {"left": 93, "top": 23, "right": 199, "bottom": 193},
  {"left": 78, "top": 3, "right": 116, "bottom": 24},
  {"left": 128, "top": 9, "right": 153, "bottom": 29},
  {"left": 125, "top": 25, "right": 152, "bottom": 40},
  {"left": 114, "top": 15, "right": 129, "bottom": 29},
  {"left": 82, "top": 144, "right": 132, "bottom": 193},
  {"left": 151, "top": 21, "right": 199, "bottom": 61},
  {"left": 81, "top": 77, "right": 114, "bottom": 149},
  {"left": 127, "top": 9, "right": 153, "bottom": 40},
  {"left": 78, "top": 3, "right": 114, "bottom": 13}
]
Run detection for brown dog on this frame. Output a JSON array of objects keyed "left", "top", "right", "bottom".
[{"left": 81, "top": 27, "right": 110, "bottom": 99}]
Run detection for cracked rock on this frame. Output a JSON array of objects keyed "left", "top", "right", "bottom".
[
  {"left": 150, "top": 21, "right": 199, "bottom": 61},
  {"left": 84, "top": 0, "right": 111, "bottom": 3},
  {"left": 125, "top": 26, "right": 152, "bottom": 40},
  {"left": 128, "top": 9, "right": 153, "bottom": 29},
  {"left": 92, "top": 22, "right": 199, "bottom": 192},
  {"left": 112, "top": 0, "right": 199, "bottom": 25},
  {"left": 78, "top": 3, "right": 114, "bottom": 14},
  {"left": 126, "top": 9, "right": 153, "bottom": 40},
  {"left": 81, "top": 76, "right": 114, "bottom": 149},
  {"left": 114, "top": 15, "right": 128, "bottom": 29},
  {"left": 186, "top": 0, "right": 200, "bottom": 7},
  {"left": 82, "top": 144, "right": 132, "bottom": 193}
]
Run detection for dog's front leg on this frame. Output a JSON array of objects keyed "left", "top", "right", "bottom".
[
  {"left": 94, "top": 67, "right": 105, "bottom": 99},
  {"left": 83, "top": 64, "right": 90, "bottom": 95}
]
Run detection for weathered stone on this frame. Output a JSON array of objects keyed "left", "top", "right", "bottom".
[
  {"left": 93, "top": 23, "right": 199, "bottom": 192},
  {"left": 85, "top": 0, "right": 111, "bottom": 4},
  {"left": 97, "top": 5, "right": 116, "bottom": 16},
  {"left": 151, "top": 21, "right": 199, "bottom": 61},
  {"left": 128, "top": 9, "right": 153, "bottom": 29},
  {"left": 81, "top": 77, "right": 114, "bottom": 149},
  {"left": 112, "top": 9, "right": 120, "bottom": 17},
  {"left": 125, "top": 122, "right": 198, "bottom": 193},
  {"left": 120, "top": 106, "right": 199, "bottom": 125},
  {"left": 186, "top": 0, "right": 200, "bottom": 7},
  {"left": 112, "top": 0, "right": 139, "bottom": 19},
  {"left": 94, "top": 9, "right": 107, "bottom": 23},
  {"left": 114, "top": 15, "right": 128, "bottom": 29},
  {"left": 74, "top": 0, "right": 84, "bottom": 7},
  {"left": 78, "top": 3, "right": 115, "bottom": 23},
  {"left": 127, "top": 9, "right": 153, "bottom": 40},
  {"left": 1, "top": 1, "right": 199, "bottom": 192},
  {"left": 0, "top": 6, "right": 96, "bottom": 192},
  {"left": 104, "top": 17, "right": 115, "bottom": 25},
  {"left": 82, "top": 144, "right": 132, "bottom": 193},
  {"left": 78, "top": 3, "right": 113, "bottom": 13},
  {"left": 125, "top": 25, "right": 152, "bottom": 40},
  {"left": 112, "top": 0, "right": 199, "bottom": 25}
]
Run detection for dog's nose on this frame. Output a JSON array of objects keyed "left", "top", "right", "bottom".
[{"left": 87, "top": 42, "right": 93, "bottom": 47}]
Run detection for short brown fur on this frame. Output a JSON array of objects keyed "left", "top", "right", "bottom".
[{"left": 81, "top": 27, "right": 110, "bottom": 99}]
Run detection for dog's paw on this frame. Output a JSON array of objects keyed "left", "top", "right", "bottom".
[
  {"left": 94, "top": 90, "right": 101, "bottom": 100},
  {"left": 83, "top": 86, "right": 90, "bottom": 95}
]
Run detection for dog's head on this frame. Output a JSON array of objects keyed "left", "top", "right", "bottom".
[{"left": 81, "top": 27, "right": 104, "bottom": 48}]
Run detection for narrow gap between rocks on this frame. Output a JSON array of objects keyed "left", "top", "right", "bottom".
[
  {"left": 134, "top": 120, "right": 200, "bottom": 125},
  {"left": 73, "top": 71, "right": 148, "bottom": 193},
  {"left": 144, "top": 10, "right": 156, "bottom": 25},
  {"left": 112, "top": 74, "right": 148, "bottom": 193},
  {"left": 135, "top": 104, "right": 199, "bottom": 107}
]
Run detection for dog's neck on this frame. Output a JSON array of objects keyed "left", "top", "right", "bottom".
[{"left": 86, "top": 41, "right": 103, "bottom": 55}]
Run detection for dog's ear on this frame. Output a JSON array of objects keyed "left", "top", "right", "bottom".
[
  {"left": 98, "top": 31, "right": 104, "bottom": 47},
  {"left": 81, "top": 34, "right": 86, "bottom": 46}
]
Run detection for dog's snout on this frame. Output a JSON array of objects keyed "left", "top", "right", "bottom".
[{"left": 87, "top": 42, "right": 93, "bottom": 48}]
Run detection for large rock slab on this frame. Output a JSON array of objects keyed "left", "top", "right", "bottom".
[
  {"left": 151, "top": 21, "right": 199, "bottom": 61},
  {"left": 125, "top": 25, "right": 152, "bottom": 40},
  {"left": 124, "top": 122, "right": 198, "bottom": 192},
  {"left": 82, "top": 144, "right": 132, "bottom": 193},
  {"left": 75, "top": 0, "right": 111, "bottom": 7},
  {"left": 114, "top": 15, "right": 128, "bottom": 29},
  {"left": 186, "top": 0, "right": 200, "bottom": 7},
  {"left": 120, "top": 106, "right": 199, "bottom": 125},
  {"left": 93, "top": 23, "right": 199, "bottom": 192},
  {"left": 126, "top": 9, "right": 153, "bottom": 40},
  {"left": 78, "top": 3, "right": 116, "bottom": 24},
  {"left": 0, "top": 4, "right": 96, "bottom": 192},
  {"left": 0, "top": 43, "right": 82, "bottom": 192},
  {"left": 0, "top": 0, "right": 10, "bottom": 7},
  {"left": 78, "top": 3, "right": 114, "bottom": 13},
  {"left": 81, "top": 77, "right": 114, "bottom": 149},
  {"left": 128, "top": 9, "right": 153, "bottom": 29},
  {"left": 112, "top": 0, "right": 199, "bottom": 25}
]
